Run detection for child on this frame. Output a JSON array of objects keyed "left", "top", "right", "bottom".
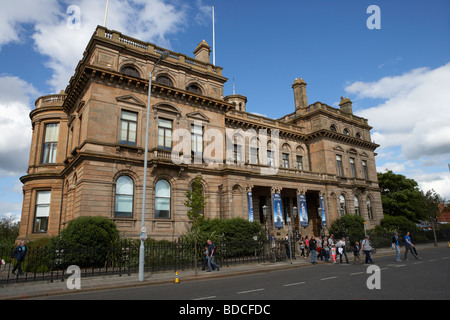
[
  {"left": 331, "top": 245, "right": 337, "bottom": 264},
  {"left": 353, "top": 241, "right": 362, "bottom": 264}
]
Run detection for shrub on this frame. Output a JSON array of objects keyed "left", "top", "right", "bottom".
[
  {"left": 56, "top": 216, "right": 120, "bottom": 268},
  {"left": 329, "top": 214, "right": 365, "bottom": 245}
]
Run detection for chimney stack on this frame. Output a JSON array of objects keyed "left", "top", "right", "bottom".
[
  {"left": 193, "top": 40, "right": 211, "bottom": 64},
  {"left": 292, "top": 78, "right": 308, "bottom": 114},
  {"left": 339, "top": 96, "right": 353, "bottom": 114}
]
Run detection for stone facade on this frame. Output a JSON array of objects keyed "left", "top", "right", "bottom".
[{"left": 18, "top": 26, "right": 383, "bottom": 242}]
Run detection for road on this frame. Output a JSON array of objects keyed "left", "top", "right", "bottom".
[{"left": 37, "top": 246, "right": 450, "bottom": 301}]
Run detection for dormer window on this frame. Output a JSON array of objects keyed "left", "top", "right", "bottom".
[
  {"left": 156, "top": 75, "right": 173, "bottom": 87},
  {"left": 120, "top": 66, "right": 140, "bottom": 78},
  {"left": 186, "top": 84, "right": 202, "bottom": 95}
]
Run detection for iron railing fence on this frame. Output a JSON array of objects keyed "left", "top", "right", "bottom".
[{"left": 0, "top": 238, "right": 293, "bottom": 285}]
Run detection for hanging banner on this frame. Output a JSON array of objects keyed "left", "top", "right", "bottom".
[
  {"left": 272, "top": 193, "right": 283, "bottom": 229},
  {"left": 247, "top": 191, "right": 254, "bottom": 222},
  {"left": 320, "top": 195, "right": 326, "bottom": 227},
  {"left": 298, "top": 194, "right": 309, "bottom": 228}
]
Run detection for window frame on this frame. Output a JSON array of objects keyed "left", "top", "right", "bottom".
[
  {"left": 114, "top": 176, "right": 134, "bottom": 218},
  {"left": 34, "top": 190, "right": 51, "bottom": 233},
  {"left": 41, "top": 123, "right": 59, "bottom": 164},
  {"left": 155, "top": 179, "right": 171, "bottom": 219},
  {"left": 119, "top": 110, "right": 138, "bottom": 146},
  {"left": 157, "top": 118, "right": 173, "bottom": 151}
]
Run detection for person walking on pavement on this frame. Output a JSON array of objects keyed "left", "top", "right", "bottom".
[
  {"left": 11, "top": 240, "right": 27, "bottom": 275},
  {"left": 206, "top": 239, "right": 220, "bottom": 272},
  {"left": 309, "top": 235, "right": 317, "bottom": 265},
  {"left": 392, "top": 232, "right": 401, "bottom": 262},
  {"left": 404, "top": 232, "right": 421, "bottom": 261},
  {"left": 336, "top": 237, "right": 349, "bottom": 264},
  {"left": 361, "top": 235, "right": 374, "bottom": 264}
]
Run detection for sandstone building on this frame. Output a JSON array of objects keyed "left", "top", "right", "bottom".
[{"left": 18, "top": 26, "right": 383, "bottom": 241}]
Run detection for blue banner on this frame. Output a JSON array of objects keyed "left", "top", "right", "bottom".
[
  {"left": 298, "top": 194, "right": 309, "bottom": 228},
  {"left": 272, "top": 193, "right": 283, "bottom": 229},
  {"left": 247, "top": 191, "right": 254, "bottom": 222},
  {"left": 320, "top": 195, "right": 326, "bottom": 226}
]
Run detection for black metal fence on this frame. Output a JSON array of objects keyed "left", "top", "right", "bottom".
[{"left": 0, "top": 239, "right": 292, "bottom": 285}]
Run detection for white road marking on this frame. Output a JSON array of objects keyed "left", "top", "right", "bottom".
[
  {"left": 320, "top": 276, "right": 337, "bottom": 281},
  {"left": 237, "top": 288, "right": 264, "bottom": 294},
  {"left": 283, "top": 282, "right": 306, "bottom": 287},
  {"left": 192, "top": 296, "right": 217, "bottom": 300},
  {"left": 350, "top": 272, "right": 364, "bottom": 276}
]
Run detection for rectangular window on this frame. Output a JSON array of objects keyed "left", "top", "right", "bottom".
[
  {"left": 350, "top": 157, "right": 356, "bottom": 177},
  {"left": 42, "top": 123, "right": 59, "bottom": 164},
  {"left": 296, "top": 155, "right": 303, "bottom": 171},
  {"left": 362, "top": 160, "right": 369, "bottom": 180},
  {"left": 282, "top": 153, "right": 289, "bottom": 168},
  {"left": 233, "top": 144, "right": 242, "bottom": 163},
  {"left": 250, "top": 147, "right": 259, "bottom": 164},
  {"left": 267, "top": 150, "right": 274, "bottom": 166},
  {"left": 34, "top": 190, "right": 51, "bottom": 233},
  {"left": 191, "top": 124, "right": 203, "bottom": 157},
  {"left": 158, "top": 118, "right": 172, "bottom": 151},
  {"left": 119, "top": 111, "right": 137, "bottom": 146},
  {"left": 336, "top": 154, "right": 344, "bottom": 176}
]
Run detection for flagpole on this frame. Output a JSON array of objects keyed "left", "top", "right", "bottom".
[
  {"left": 212, "top": 5, "right": 216, "bottom": 66},
  {"left": 104, "top": 0, "right": 110, "bottom": 27}
]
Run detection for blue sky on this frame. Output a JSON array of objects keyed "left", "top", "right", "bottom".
[{"left": 0, "top": 0, "right": 449, "bottom": 221}]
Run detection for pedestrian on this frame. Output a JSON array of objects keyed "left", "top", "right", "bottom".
[
  {"left": 404, "top": 232, "right": 420, "bottom": 261},
  {"left": 361, "top": 235, "right": 374, "bottom": 264},
  {"left": 299, "top": 236, "right": 305, "bottom": 257},
  {"left": 11, "top": 240, "right": 27, "bottom": 276},
  {"left": 336, "top": 237, "right": 349, "bottom": 264},
  {"left": 317, "top": 236, "right": 323, "bottom": 261},
  {"left": 201, "top": 246, "right": 211, "bottom": 271},
  {"left": 285, "top": 235, "right": 291, "bottom": 260},
  {"left": 392, "top": 232, "right": 401, "bottom": 262},
  {"left": 353, "top": 241, "right": 362, "bottom": 264},
  {"left": 331, "top": 245, "right": 337, "bottom": 264},
  {"left": 206, "top": 239, "right": 220, "bottom": 272},
  {"left": 323, "top": 238, "right": 330, "bottom": 262},
  {"left": 309, "top": 235, "right": 317, "bottom": 264},
  {"left": 304, "top": 236, "right": 310, "bottom": 259}
]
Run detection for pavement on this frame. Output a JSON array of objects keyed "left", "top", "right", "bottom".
[{"left": 0, "top": 241, "right": 447, "bottom": 300}]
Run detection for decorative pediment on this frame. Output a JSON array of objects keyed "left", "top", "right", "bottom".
[
  {"left": 116, "top": 95, "right": 146, "bottom": 107},
  {"left": 153, "top": 103, "right": 181, "bottom": 115},
  {"left": 333, "top": 145, "right": 344, "bottom": 153},
  {"left": 186, "top": 111, "right": 210, "bottom": 123}
]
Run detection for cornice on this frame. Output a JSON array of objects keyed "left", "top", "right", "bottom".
[{"left": 62, "top": 65, "right": 234, "bottom": 115}]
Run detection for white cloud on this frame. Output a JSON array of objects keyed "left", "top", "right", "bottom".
[
  {"left": 28, "top": 0, "right": 189, "bottom": 92},
  {"left": 0, "top": 76, "right": 37, "bottom": 176},
  {"left": 347, "top": 63, "right": 450, "bottom": 160},
  {"left": 347, "top": 63, "right": 450, "bottom": 199}
]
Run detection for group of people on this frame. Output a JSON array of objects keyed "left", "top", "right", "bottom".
[
  {"left": 298, "top": 234, "right": 374, "bottom": 265},
  {"left": 296, "top": 232, "right": 421, "bottom": 265},
  {"left": 201, "top": 239, "right": 220, "bottom": 272}
]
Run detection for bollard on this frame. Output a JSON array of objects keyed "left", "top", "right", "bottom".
[{"left": 175, "top": 271, "right": 179, "bottom": 283}]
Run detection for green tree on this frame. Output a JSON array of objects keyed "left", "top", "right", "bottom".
[
  {"left": 377, "top": 170, "right": 426, "bottom": 222},
  {"left": 329, "top": 214, "right": 365, "bottom": 244},
  {"left": 184, "top": 175, "right": 207, "bottom": 274}
]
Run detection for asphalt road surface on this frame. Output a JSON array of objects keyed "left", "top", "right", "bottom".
[{"left": 37, "top": 246, "right": 450, "bottom": 301}]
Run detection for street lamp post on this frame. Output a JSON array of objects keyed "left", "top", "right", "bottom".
[
  {"left": 139, "top": 51, "right": 170, "bottom": 282},
  {"left": 262, "top": 205, "right": 268, "bottom": 239}
]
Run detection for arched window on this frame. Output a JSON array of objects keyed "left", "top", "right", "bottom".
[
  {"left": 354, "top": 196, "right": 360, "bottom": 217},
  {"left": 186, "top": 84, "right": 202, "bottom": 95},
  {"left": 120, "top": 66, "right": 140, "bottom": 78},
  {"left": 115, "top": 176, "right": 134, "bottom": 217},
  {"left": 330, "top": 125, "right": 337, "bottom": 132},
  {"left": 339, "top": 194, "right": 346, "bottom": 217},
  {"left": 343, "top": 128, "right": 350, "bottom": 136},
  {"left": 367, "top": 197, "right": 374, "bottom": 219},
  {"left": 156, "top": 75, "right": 173, "bottom": 87},
  {"left": 155, "top": 179, "right": 171, "bottom": 218},
  {"left": 355, "top": 132, "right": 362, "bottom": 139}
]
